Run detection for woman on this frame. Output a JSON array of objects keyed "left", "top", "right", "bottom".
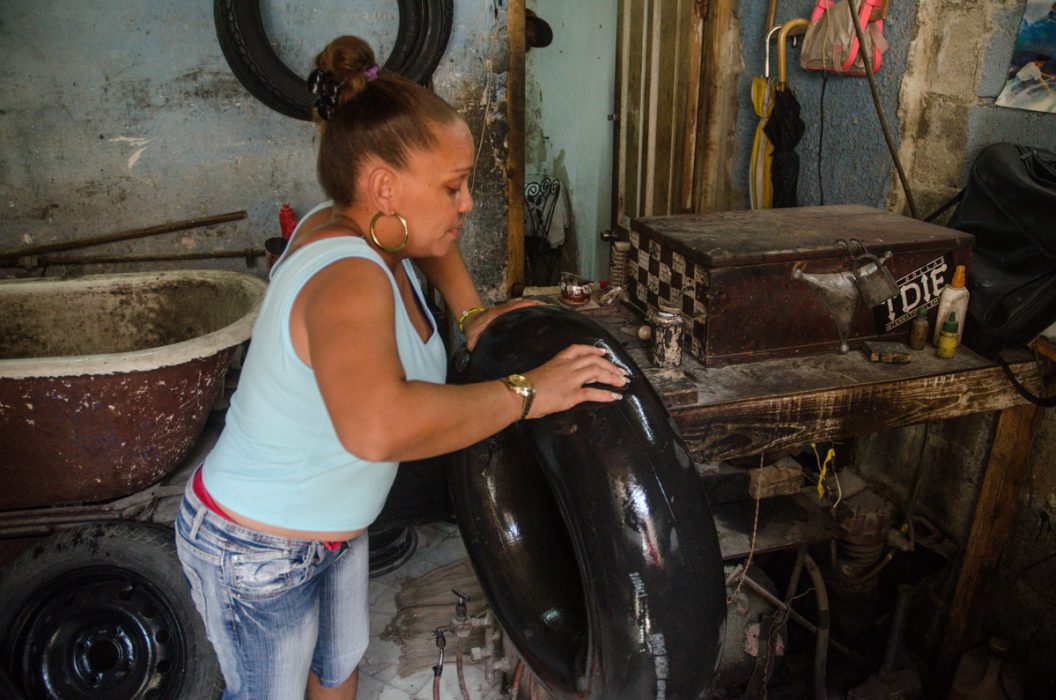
[{"left": 175, "top": 35, "right": 626, "bottom": 700}]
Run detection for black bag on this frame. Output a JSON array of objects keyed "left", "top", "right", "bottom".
[{"left": 947, "top": 143, "right": 1056, "bottom": 405}]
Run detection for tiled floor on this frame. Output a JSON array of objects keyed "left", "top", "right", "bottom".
[{"left": 359, "top": 521, "right": 505, "bottom": 699}]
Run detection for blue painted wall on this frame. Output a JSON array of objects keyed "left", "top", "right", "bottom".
[
  {"left": 0, "top": 1, "right": 510, "bottom": 298},
  {"left": 525, "top": 0, "right": 618, "bottom": 281},
  {"left": 734, "top": 0, "right": 1056, "bottom": 211},
  {"left": 734, "top": 0, "right": 917, "bottom": 209}
]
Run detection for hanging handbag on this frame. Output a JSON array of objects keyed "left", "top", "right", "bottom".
[
  {"left": 947, "top": 143, "right": 1056, "bottom": 406},
  {"left": 800, "top": 0, "right": 889, "bottom": 76}
]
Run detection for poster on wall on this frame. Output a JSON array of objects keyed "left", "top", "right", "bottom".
[{"left": 996, "top": 1, "right": 1056, "bottom": 113}]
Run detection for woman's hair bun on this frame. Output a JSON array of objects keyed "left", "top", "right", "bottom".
[{"left": 314, "top": 35, "right": 378, "bottom": 107}]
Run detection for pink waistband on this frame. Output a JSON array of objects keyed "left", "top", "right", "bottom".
[{"left": 193, "top": 469, "right": 344, "bottom": 551}]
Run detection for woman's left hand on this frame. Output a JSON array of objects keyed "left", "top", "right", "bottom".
[{"left": 462, "top": 298, "right": 544, "bottom": 350}]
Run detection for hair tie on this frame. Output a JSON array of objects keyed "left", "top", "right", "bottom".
[
  {"left": 364, "top": 65, "right": 379, "bottom": 82},
  {"left": 307, "top": 68, "right": 342, "bottom": 121}
]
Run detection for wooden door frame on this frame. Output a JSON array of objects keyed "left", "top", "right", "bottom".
[{"left": 507, "top": 0, "right": 526, "bottom": 296}]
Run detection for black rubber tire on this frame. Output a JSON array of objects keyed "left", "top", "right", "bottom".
[
  {"left": 450, "top": 307, "right": 727, "bottom": 699},
  {"left": 0, "top": 523, "right": 223, "bottom": 700},
  {"left": 214, "top": 0, "right": 454, "bottom": 121}
]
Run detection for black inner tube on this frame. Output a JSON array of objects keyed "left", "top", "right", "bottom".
[
  {"left": 213, "top": 0, "right": 453, "bottom": 121},
  {"left": 450, "top": 306, "right": 726, "bottom": 699}
]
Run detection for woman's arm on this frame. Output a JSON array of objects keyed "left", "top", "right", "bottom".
[
  {"left": 414, "top": 243, "right": 542, "bottom": 349},
  {"left": 298, "top": 258, "right": 626, "bottom": 463}
]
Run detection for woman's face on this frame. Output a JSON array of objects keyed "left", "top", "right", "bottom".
[{"left": 389, "top": 120, "right": 475, "bottom": 258}]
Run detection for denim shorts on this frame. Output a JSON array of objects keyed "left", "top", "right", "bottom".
[{"left": 174, "top": 481, "right": 369, "bottom": 699}]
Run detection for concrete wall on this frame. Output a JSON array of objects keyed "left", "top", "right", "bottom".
[
  {"left": 734, "top": 0, "right": 918, "bottom": 209},
  {"left": 0, "top": 0, "right": 510, "bottom": 301},
  {"left": 734, "top": 1, "right": 1056, "bottom": 212},
  {"left": 525, "top": 0, "right": 617, "bottom": 281}
]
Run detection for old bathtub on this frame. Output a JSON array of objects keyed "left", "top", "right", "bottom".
[{"left": 0, "top": 270, "right": 266, "bottom": 510}]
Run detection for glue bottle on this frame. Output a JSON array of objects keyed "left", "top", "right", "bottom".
[
  {"left": 936, "top": 311, "right": 960, "bottom": 360},
  {"left": 933, "top": 265, "right": 969, "bottom": 346}
]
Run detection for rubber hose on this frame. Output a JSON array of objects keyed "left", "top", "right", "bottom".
[
  {"left": 510, "top": 660, "right": 525, "bottom": 700},
  {"left": 803, "top": 553, "right": 831, "bottom": 700},
  {"left": 456, "top": 637, "right": 470, "bottom": 700}
]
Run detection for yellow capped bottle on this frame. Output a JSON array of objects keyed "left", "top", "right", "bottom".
[{"left": 936, "top": 311, "right": 960, "bottom": 359}]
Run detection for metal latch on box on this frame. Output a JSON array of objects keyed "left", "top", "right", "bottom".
[{"left": 792, "top": 238, "right": 898, "bottom": 353}]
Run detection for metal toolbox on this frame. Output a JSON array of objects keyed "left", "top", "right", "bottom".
[{"left": 627, "top": 205, "right": 974, "bottom": 366}]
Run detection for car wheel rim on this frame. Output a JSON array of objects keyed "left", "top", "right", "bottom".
[{"left": 12, "top": 566, "right": 187, "bottom": 700}]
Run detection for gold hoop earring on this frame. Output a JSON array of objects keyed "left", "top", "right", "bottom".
[{"left": 369, "top": 211, "right": 409, "bottom": 253}]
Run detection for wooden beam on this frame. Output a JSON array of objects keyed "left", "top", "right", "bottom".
[
  {"left": 611, "top": 0, "right": 628, "bottom": 236},
  {"left": 506, "top": 0, "right": 526, "bottom": 295},
  {"left": 670, "top": 361, "right": 1048, "bottom": 463},
  {"left": 680, "top": 3, "right": 704, "bottom": 213},
  {"left": 693, "top": 0, "right": 741, "bottom": 212},
  {"left": 927, "top": 402, "right": 1043, "bottom": 697}
]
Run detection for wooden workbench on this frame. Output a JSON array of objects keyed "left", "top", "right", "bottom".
[
  {"left": 574, "top": 298, "right": 1051, "bottom": 695},
  {"left": 579, "top": 301, "right": 1048, "bottom": 461}
]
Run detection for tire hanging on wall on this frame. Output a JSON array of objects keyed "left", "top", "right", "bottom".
[
  {"left": 0, "top": 522, "right": 222, "bottom": 699},
  {"left": 213, "top": 0, "right": 454, "bottom": 121},
  {"left": 450, "top": 306, "right": 726, "bottom": 699}
]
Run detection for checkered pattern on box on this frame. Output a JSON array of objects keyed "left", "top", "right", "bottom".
[{"left": 627, "top": 229, "right": 710, "bottom": 360}]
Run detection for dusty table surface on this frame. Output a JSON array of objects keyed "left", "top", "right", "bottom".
[{"left": 573, "top": 299, "right": 1049, "bottom": 464}]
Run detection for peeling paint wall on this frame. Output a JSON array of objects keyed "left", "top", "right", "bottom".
[
  {"left": 524, "top": 0, "right": 617, "bottom": 281},
  {"left": 0, "top": 0, "right": 509, "bottom": 296}
]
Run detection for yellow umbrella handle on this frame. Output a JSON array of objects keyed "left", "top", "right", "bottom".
[{"left": 777, "top": 18, "right": 809, "bottom": 90}]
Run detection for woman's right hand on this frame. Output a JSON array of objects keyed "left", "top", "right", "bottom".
[{"left": 521, "top": 344, "right": 629, "bottom": 419}]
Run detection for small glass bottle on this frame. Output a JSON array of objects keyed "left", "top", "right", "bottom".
[
  {"left": 936, "top": 311, "right": 960, "bottom": 359},
  {"left": 650, "top": 304, "right": 684, "bottom": 368},
  {"left": 908, "top": 307, "right": 929, "bottom": 350}
]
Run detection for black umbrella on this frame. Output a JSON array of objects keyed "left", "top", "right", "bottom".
[{"left": 763, "top": 87, "right": 805, "bottom": 208}]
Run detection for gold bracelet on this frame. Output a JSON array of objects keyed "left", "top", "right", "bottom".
[{"left": 457, "top": 306, "right": 485, "bottom": 334}]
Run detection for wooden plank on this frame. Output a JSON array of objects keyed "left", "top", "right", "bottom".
[
  {"left": 680, "top": 3, "right": 704, "bottom": 213},
  {"left": 748, "top": 460, "right": 805, "bottom": 498},
  {"left": 927, "top": 403, "right": 1042, "bottom": 698},
  {"left": 642, "top": 366, "right": 699, "bottom": 407},
  {"left": 643, "top": 0, "right": 662, "bottom": 216},
  {"left": 694, "top": 0, "right": 740, "bottom": 212},
  {"left": 580, "top": 300, "right": 1048, "bottom": 460},
  {"left": 648, "top": 0, "right": 681, "bottom": 216},
  {"left": 506, "top": 0, "right": 526, "bottom": 295},
  {"left": 712, "top": 493, "right": 836, "bottom": 560},
  {"left": 612, "top": 0, "right": 629, "bottom": 236},
  {"left": 617, "top": 0, "right": 646, "bottom": 233},
  {"left": 633, "top": 0, "right": 652, "bottom": 218},
  {"left": 1036, "top": 336, "right": 1056, "bottom": 362},
  {"left": 663, "top": 0, "right": 686, "bottom": 215},
  {"left": 671, "top": 360, "right": 1046, "bottom": 462}
]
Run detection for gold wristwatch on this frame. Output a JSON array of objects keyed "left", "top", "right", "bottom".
[{"left": 500, "top": 373, "right": 535, "bottom": 420}]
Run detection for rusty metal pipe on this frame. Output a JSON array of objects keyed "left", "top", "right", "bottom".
[
  {"left": 0, "top": 488, "right": 166, "bottom": 538},
  {"left": 5, "top": 248, "right": 265, "bottom": 269},
  {"left": 0, "top": 210, "right": 247, "bottom": 261}
]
